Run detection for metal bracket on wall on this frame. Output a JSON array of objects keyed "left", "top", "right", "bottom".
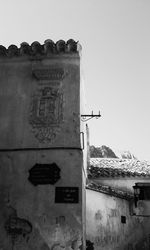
[{"left": 81, "top": 111, "right": 101, "bottom": 122}]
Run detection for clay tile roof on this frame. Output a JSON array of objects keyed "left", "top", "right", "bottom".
[
  {"left": 86, "top": 182, "right": 134, "bottom": 200},
  {"left": 89, "top": 158, "right": 150, "bottom": 178},
  {"left": 0, "top": 39, "right": 80, "bottom": 58}
]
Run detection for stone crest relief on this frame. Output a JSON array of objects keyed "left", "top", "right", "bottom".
[
  {"left": 29, "top": 67, "right": 65, "bottom": 143},
  {"left": 29, "top": 86, "right": 63, "bottom": 143},
  {"left": 32, "top": 68, "right": 65, "bottom": 81}
]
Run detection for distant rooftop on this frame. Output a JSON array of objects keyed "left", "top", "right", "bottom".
[
  {"left": 86, "top": 182, "right": 134, "bottom": 200},
  {"left": 89, "top": 158, "right": 150, "bottom": 178},
  {"left": 0, "top": 39, "right": 80, "bottom": 58}
]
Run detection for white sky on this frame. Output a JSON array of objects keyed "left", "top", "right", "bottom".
[{"left": 1, "top": 0, "right": 150, "bottom": 160}]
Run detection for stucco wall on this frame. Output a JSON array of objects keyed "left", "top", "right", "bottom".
[
  {"left": 86, "top": 189, "right": 150, "bottom": 250},
  {"left": 0, "top": 150, "right": 83, "bottom": 250},
  {"left": 0, "top": 53, "right": 85, "bottom": 250},
  {"left": 0, "top": 56, "right": 80, "bottom": 149}
]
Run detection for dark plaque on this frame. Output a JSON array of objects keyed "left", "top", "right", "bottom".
[
  {"left": 28, "top": 163, "right": 61, "bottom": 186},
  {"left": 55, "top": 187, "right": 79, "bottom": 203}
]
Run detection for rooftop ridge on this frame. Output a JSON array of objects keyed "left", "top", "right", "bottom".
[
  {"left": 90, "top": 157, "right": 150, "bottom": 164},
  {"left": 0, "top": 39, "right": 81, "bottom": 58}
]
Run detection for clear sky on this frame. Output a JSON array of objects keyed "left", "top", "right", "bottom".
[{"left": 1, "top": 0, "right": 150, "bottom": 160}]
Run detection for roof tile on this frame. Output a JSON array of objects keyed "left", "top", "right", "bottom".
[
  {"left": 89, "top": 158, "right": 150, "bottom": 178},
  {"left": 86, "top": 182, "right": 134, "bottom": 200},
  {"left": 0, "top": 39, "right": 80, "bottom": 58}
]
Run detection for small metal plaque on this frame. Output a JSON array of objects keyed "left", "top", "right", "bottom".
[
  {"left": 28, "top": 163, "right": 61, "bottom": 186},
  {"left": 55, "top": 187, "right": 79, "bottom": 203}
]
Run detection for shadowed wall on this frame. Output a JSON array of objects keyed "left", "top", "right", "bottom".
[{"left": 0, "top": 40, "right": 85, "bottom": 250}]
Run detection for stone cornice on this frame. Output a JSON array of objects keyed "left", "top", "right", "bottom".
[{"left": 0, "top": 39, "right": 81, "bottom": 58}]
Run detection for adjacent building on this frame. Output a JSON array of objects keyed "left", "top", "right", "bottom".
[{"left": 86, "top": 157, "right": 150, "bottom": 250}]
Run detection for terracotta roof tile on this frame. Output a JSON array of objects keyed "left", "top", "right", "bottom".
[
  {"left": 89, "top": 158, "right": 150, "bottom": 178},
  {"left": 86, "top": 182, "right": 134, "bottom": 200},
  {"left": 0, "top": 39, "right": 80, "bottom": 58}
]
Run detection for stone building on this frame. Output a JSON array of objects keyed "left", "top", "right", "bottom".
[
  {"left": 0, "top": 40, "right": 86, "bottom": 250},
  {"left": 86, "top": 158, "right": 150, "bottom": 250},
  {"left": 2, "top": 39, "right": 150, "bottom": 250}
]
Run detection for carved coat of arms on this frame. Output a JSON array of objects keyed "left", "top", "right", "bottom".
[{"left": 29, "top": 86, "right": 63, "bottom": 143}]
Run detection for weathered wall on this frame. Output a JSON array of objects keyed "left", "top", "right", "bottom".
[
  {"left": 0, "top": 43, "right": 85, "bottom": 250},
  {"left": 0, "top": 56, "right": 80, "bottom": 148},
  {"left": 0, "top": 150, "right": 83, "bottom": 250},
  {"left": 86, "top": 189, "right": 150, "bottom": 250}
]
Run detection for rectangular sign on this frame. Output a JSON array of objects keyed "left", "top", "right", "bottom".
[{"left": 55, "top": 187, "right": 79, "bottom": 203}]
